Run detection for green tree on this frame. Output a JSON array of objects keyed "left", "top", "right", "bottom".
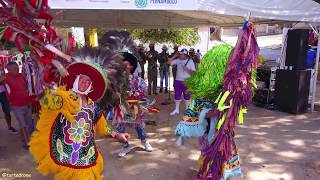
[
  {"left": 84, "top": 28, "right": 200, "bottom": 46},
  {"left": 129, "top": 28, "right": 200, "bottom": 46}
]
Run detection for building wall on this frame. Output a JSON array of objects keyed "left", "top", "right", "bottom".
[{"left": 222, "top": 24, "right": 282, "bottom": 36}]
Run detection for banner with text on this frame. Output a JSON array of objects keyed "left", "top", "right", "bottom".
[{"left": 49, "top": 0, "right": 198, "bottom": 10}]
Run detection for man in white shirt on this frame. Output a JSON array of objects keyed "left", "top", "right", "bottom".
[{"left": 168, "top": 48, "right": 196, "bottom": 115}]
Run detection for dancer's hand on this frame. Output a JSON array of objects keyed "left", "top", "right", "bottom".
[
  {"left": 116, "top": 133, "right": 130, "bottom": 142},
  {"left": 205, "top": 110, "right": 214, "bottom": 118}
]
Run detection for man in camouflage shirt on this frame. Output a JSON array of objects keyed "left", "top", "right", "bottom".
[
  {"left": 158, "top": 45, "right": 169, "bottom": 93},
  {"left": 189, "top": 48, "right": 200, "bottom": 68},
  {"left": 146, "top": 43, "right": 159, "bottom": 95},
  {"left": 137, "top": 44, "right": 147, "bottom": 79}
]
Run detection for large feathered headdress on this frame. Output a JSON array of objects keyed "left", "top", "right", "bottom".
[
  {"left": 66, "top": 31, "right": 138, "bottom": 112},
  {"left": 97, "top": 31, "right": 138, "bottom": 111},
  {"left": 65, "top": 30, "right": 138, "bottom": 111}
]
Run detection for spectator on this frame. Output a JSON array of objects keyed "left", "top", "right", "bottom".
[
  {"left": 137, "top": 44, "right": 147, "bottom": 79},
  {"left": 146, "top": 43, "right": 159, "bottom": 95},
  {"left": 158, "top": 45, "right": 169, "bottom": 93},
  {"left": 168, "top": 48, "right": 196, "bottom": 116},
  {"left": 196, "top": 49, "right": 202, "bottom": 61},
  {"left": 0, "top": 62, "right": 17, "bottom": 134},
  {"left": 170, "top": 45, "right": 179, "bottom": 82},
  {"left": 189, "top": 48, "right": 200, "bottom": 68},
  {"left": 5, "top": 61, "right": 32, "bottom": 149}
]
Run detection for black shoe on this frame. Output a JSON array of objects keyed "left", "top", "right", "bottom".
[
  {"left": 159, "top": 89, "right": 163, "bottom": 93},
  {"left": 164, "top": 89, "right": 168, "bottom": 94},
  {"left": 153, "top": 92, "right": 158, "bottom": 95},
  {"left": 8, "top": 127, "right": 18, "bottom": 134}
]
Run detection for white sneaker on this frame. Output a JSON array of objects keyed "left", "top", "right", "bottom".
[
  {"left": 143, "top": 141, "right": 153, "bottom": 152},
  {"left": 176, "top": 136, "right": 184, "bottom": 146},
  {"left": 170, "top": 109, "right": 179, "bottom": 116},
  {"left": 118, "top": 145, "right": 131, "bottom": 157}
]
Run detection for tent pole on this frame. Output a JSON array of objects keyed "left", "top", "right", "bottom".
[
  {"left": 207, "top": 26, "right": 210, "bottom": 52},
  {"left": 311, "top": 26, "right": 320, "bottom": 112},
  {"left": 280, "top": 26, "right": 289, "bottom": 68},
  {"left": 246, "top": 11, "right": 251, "bottom": 21}
]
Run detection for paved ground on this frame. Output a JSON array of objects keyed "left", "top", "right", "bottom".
[{"left": 0, "top": 90, "right": 320, "bottom": 180}]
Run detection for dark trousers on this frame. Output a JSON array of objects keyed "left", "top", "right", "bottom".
[
  {"left": 159, "top": 68, "right": 168, "bottom": 90},
  {"left": 148, "top": 69, "right": 158, "bottom": 94},
  {"left": 172, "top": 65, "right": 177, "bottom": 82}
]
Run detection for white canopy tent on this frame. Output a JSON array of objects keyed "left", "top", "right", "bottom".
[
  {"left": 50, "top": 9, "right": 283, "bottom": 28},
  {"left": 50, "top": 0, "right": 320, "bottom": 28},
  {"left": 197, "top": 0, "right": 320, "bottom": 23}
]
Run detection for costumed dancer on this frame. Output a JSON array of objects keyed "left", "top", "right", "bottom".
[
  {"left": 29, "top": 47, "right": 131, "bottom": 180},
  {"left": 99, "top": 31, "right": 159, "bottom": 157},
  {"left": 0, "top": 0, "right": 71, "bottom": 83},
  {"left": 0, "top": 0, "right": 71, "bottom": 152},
  {"left": 114, "top": 52, "right": 159, "bottom": 157},
  {"left": 175, "top": 44, "right": 232, "bottom": 139},
  {"left": 176, "top": 20, "right": 259, "bottom": 180}
]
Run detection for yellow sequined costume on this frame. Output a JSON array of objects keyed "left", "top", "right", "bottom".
[{"left": 29, "top": 87, "right": 112, "bottom": 180}]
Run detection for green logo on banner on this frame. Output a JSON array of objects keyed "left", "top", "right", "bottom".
[{"left": 135, "top": 0, "right": 148, "bottom": 8}]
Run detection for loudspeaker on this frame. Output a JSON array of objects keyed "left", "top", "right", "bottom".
[
  {"left": 285, "top": 29, "right": 309, "bottom": 70},
  {"left": 275, "top": 69, "right": 311, "bottom": 114},
  {"left": 256, "top": 67, "right": 271, "bottom": 88},
  {"left": 253, "top": 89, "right": 275, "bottom": 106}
]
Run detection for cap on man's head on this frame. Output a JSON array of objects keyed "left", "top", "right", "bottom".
[
  {"left": 149, "top": 43, "right": 155, "bottom": 47},
  {"left": 180, "top": 48, "right": 189, "bottom": 56},
  {"left": 162, "top": 45, "right": 168, "bottom": 49}
]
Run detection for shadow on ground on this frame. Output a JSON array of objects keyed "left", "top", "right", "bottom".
[{"left": 0, "top": 92, "right": 319, "bottom": 180}]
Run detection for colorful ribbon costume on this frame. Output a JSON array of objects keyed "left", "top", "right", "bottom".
[
  {"left": 1, "top": 0, "right": 71, "bottom": 83},
  {"left": 175, "top": 22, "right": 259, "bottom": 180}
]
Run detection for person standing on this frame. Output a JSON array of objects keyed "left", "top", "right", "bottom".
[
  {"left": 158, "top": 45, "right": 169, "bottom": 93},
  {"left": 137, "top": 44, "right": 147, "bottom": 79},
  {"left": 189, "top": 48, "right": 200, "bottom": 68},
  {"left": 170, "top": 45, "right": 180, "bottom": 82},
  {"left": 5, "top": 61, "right": 32, "bottom": 149},
  {"left": 146, "top": 43, "right": 159, "bottom": 95},
  {"left": 196, "top": 49, "right": 202, "bottom": 61},
  {"left": 0, "top": 62, "right": 17, "bottom": 133},
  {"left": 168, "top": 48, "right": 196, "bottom": 115},
  {"left": 115, "top": 52, "right": 154, "bottom": 157}
]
